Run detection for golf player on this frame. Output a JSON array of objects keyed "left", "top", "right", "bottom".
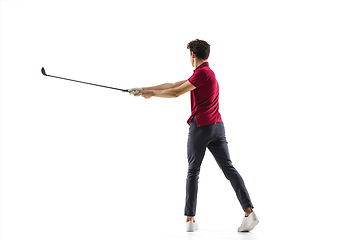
[{"left": 129, "top": 39, "right": 259, "bottom": 232}]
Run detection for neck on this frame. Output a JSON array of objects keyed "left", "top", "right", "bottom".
[{"left": 194, "top": 59, "right": 207, "bottom": 69}]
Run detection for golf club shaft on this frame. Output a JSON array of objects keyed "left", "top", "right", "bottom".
[{"left": 42, "top": 68, "right": 128, "bottom": 92}]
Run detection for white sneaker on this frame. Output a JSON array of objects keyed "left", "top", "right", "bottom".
[
  {"left": 186, "top": 220, "right": 198, "bottom": 232},
  {"left": 238, "top": 212, "right": 259, "bottom": 232}
]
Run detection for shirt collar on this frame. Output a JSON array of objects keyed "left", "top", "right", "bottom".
[{"left": 194, "top": 62, "right": 209, "bottom": 71}]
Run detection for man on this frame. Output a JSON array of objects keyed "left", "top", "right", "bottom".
[{"left": 129, "top": 39, "right": 259, "bottom": 232}]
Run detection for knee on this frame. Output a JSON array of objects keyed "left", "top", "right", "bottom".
[
  {"left": 222, "top": 166, "right": 240, "bottom": 179},
  {"left": 187, "top": 167, "right": 200, "bottom": 179}
]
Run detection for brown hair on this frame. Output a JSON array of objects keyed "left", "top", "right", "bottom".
[{"left": 187, "top": 39, "right": 210, "bottom": 60}]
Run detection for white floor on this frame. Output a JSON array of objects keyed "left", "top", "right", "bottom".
[
  {"left": 1, "top": 192, "right": 359, "bottom": 240},
  {"left": 75, "top": 219, "right": 357, "bottom": 240},
  {"left": 1, "top": 213, "right": 358, "bottom": 240},
  {"left": 118, "top": 218, "right": 358, "bottom": 240}
]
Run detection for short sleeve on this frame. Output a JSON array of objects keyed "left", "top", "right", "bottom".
[{"left": 188, "top": 69, "right": 207, "bottom": 88}]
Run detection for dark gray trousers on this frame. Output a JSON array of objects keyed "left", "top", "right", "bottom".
[{"left": 185, "top": 118, "right": 254, "bottom": 216}]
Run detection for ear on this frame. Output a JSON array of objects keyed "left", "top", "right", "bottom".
[{"left": 191, "top": 52, "right": 196, "bottom": 58}]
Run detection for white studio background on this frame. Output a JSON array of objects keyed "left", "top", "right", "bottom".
[{"left": 1, "top": 1, "right": 359, "bottom": 240}]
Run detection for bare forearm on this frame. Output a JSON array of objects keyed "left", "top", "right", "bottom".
[
  {"left": 139, "top": 80, "right": 195, "bottom": 99},
  {"left": 151, "top": 89, "right": 178, "bottom": 98},
  {"left": 143, "top": 80, "right": 187, "bottom": 91},
  {"left": 143, "top": 83, "right": 173, "bottom": 90}
]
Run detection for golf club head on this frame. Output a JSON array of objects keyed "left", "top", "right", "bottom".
[{"left": 41, "top": 67, "right": 47, "bottom": 76}]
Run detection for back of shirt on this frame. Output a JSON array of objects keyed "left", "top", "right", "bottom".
[{"left": 187, "top": 62, "right": 223, "bottom": 127}]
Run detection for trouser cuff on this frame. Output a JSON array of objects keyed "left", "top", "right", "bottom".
[{"left": 242, "top": 202, "right": 254, "bottom": 211}]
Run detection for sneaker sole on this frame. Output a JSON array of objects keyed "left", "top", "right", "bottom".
[
  {"left": 186, "top": 223, "right": 198, "bottom": 232},
  {"left": 238, "top": 219, "right": 259, "bottom": 232}
]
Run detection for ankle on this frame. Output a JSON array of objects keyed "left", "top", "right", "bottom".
[
  {"left": 186, "top": 216, "right": 195, "bottom": 222},
  {"left": 244, "top": 207, "right": 253, "bottom": 217}
]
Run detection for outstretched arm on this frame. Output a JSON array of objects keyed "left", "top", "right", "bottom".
[
  {"left": 142, "top": 80, "right": 187, "bottom": 91},
  {"left": 137, "top": 80, "right": 195, "bottom": 99}
]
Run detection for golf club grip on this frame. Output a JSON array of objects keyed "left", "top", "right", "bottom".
[{"left": 47, "top": 74, "right": 129, "bottom": 92}]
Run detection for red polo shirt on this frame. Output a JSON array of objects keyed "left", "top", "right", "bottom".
[{"left": 187, "top": 62, "right": 223, "bottom": 127}]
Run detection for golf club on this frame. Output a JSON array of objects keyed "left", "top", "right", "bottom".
[{"left": 41, "top": 67, "right": 129, "bottom": 92}]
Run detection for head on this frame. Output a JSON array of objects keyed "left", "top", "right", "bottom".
[{"left": 187, "top": 39, "right": 210, "bottom": 67}]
